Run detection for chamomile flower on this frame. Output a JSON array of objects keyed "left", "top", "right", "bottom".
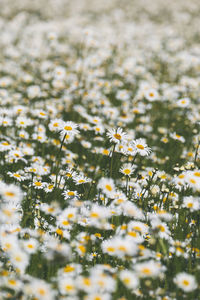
[
  {"left": 106, "top": 127, "right": 127, "bottom": 144},
  {"left": 177, "top": 98, "right": 190, "bottom": 108},
  {"left": 119, "top": 270, "right": 139, "bottom": 290},
  {"left": 173, "top": 272, "right": 197, "bottom": 292},
  {"left": 58, "top": 276, "right": 77, "bottom": 296},
  {"left": 182, "top": 196, "right": 199, "bottom": 211},
  {"left": 61, "top": 121, "right": 79, "bottom": 136},
  {"left": 132, "top": 138, "right": 151, "bottom": 156},
  {"left": 7, "top": 171, "right": 26, "bottom": 182},
  {"left": 170, "top": 132, "right": 185, "bottom": 143},
  {"left": 144, "top": 88, "right": 159, "bottom": 101},
  {"left": 97, "top": 178, "right": 116, "bottom": 198},
  {"left": 135, "top": 260, "right": 163, "bottom": 278},
  {"left": 48, "top": 118, "right": 64, "bottom": 132},
  {"left": 22, "top": 238, "right": 39, "bottom": 254},
  {"left": 15, "top": 116, "right": 33, "bottom": 128},
  {"left": 120, "top": 163, "right": 135, "bottom": 177},
  {"left": 73, "top": 174, "right": 92, "bottom": 185},
  {"left": 0, "top": 183, "right": 23, "bottom": 204},
  {"left": 10, "top": 248, "right": 29, "bottom": 273}
]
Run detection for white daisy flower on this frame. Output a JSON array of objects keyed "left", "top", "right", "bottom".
[
  {"left": 107, "top": 127, "right": 127, "bottom": 144},
  {"left": 174, "top": 272, "right": 197, "bottom": 292}
]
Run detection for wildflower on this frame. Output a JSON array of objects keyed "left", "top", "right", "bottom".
[
  {"left": 22, "top": 238, "right": 39, "bottom": 254},
  {"left": 177, "top": 98, "right": 190, "bottom": 108},
  {"left": 119, "top": 270, "right": 139, "bottom": 290},
  {"left": 106, "top": 128, "right": 127, "bottom": 144},
  {"left": 170, "top": 132, "right": 185, "bottom": 143},
  {"left": 10, "top": 248, "right": 29, "bottom": 273},
  {"left": 73, "top": 174, "right": 92, "bottom": 185},
  {"left": 48, "top": 118, "right": 64, "bottom": 132},
  {"left": 97, "top": 178, "right": 116, "bottom": 198},
  {"left": 182, "top": 196, "right": 199, "bottom": 211},
  {"left": 173, "top": 272, "right": 197, "bottom": 292},
  {"left": 0, "top": 183, "right": 23, "bottom": 204},
  {"left": 120, "top": 163, "right": 135, "bottom": 177},
  {"left": 26, "top": 279, "right": 55, "bottom": 300},
  {"left": 144, "top": 88, "right": 159, "bottom": 101},
  {"left": 15, "top": 116, "right": 33, "bottom": 128},
  {"left": 132, "top": 138, "right": 151, "bottom": 156},
  {"left": 61, "top": 121, "right": 79, "bottom": 136},
  {"left": 0, "top": 140, "right": 13, "bottom": 152},
  {"left": 134, "top": 260, "right": 163, "bottom": 278}
]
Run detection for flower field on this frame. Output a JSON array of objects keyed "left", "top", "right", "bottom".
[{"left": 0, "top": 0, "right": 199, "bottom": 299}]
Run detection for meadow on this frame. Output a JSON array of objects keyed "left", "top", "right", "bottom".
[{"left": 0, "top": 0, "right": 199, "bottom": 299}]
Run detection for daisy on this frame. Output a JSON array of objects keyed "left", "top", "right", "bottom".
[
  {"left": 182, "top": 196, "right": 199, "bottom": 211},
  {"left": 170, "top": 132, "right": 185, "bottom": 143},
  {"left": 48, "top": 118, "right": 64, "bottom": 132},
  {"left": 10, "top": 248, "right": 29, "bottom": 273},
  {"left": 144, "top": 88, "right": 159, "bottom": 101},
  {"left": 7, "top": 171, "right": 25, "bottom": 182},
  {"left": 26, "top": 279, "right": 55, "bottom": 300},
  {"left": 174, "top": 272, "right": 197, "bottom": 292},
  {"left": 15, "top": 116, "right": 33, "bottom": 128},
  {"left": 177, "top": 98, "right": 190, "bottom": 108},
  {"left": 22, "top": 238, "right": 39, "bottom": 254},
  {"left": 119, "top": 270, "right": 139, "bottom": 290},
  {"left": 63, "top": 190, "right": 78, "bottom": 199},
  {"left": 120, "top": 163, "right": 135, "bottom": 177},
  {"left": 135, "top": 260, "right": 163, "bottom": 278},
  {"left": 0, "top": 140, "right": 13, "bottom": 152},
  {"left": 132, "top": 138, "right": 151, "bottom": 156},
  {"left": 73, "top": 174, "right": 91, "bottom": 185},
  {"left": 61, "top": 121, "right": 79, "bottom": 136},
  {"left": 4, "top": 277, "right": 22, "bottom": 291},
  {"left": 106, "top": 127, "right": 127, "bottom": 144},
  {"left": 0, "top": 183, "right": 23, "bottom": 204},
  {"left": 97, "top": 178, "right": 116, "bottom": 198}
]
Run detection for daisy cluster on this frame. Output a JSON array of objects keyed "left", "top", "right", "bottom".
[{"left": 0, "top": 0, "right": 199, "bottom": 299}]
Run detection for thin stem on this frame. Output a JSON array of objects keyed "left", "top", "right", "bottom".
[
  {"left": 55, "top": 133, "right": 66, "bottom": 189},
  {"left": 110, "top": 144, "right": 116, "bottom": 177},
  {"left": 194, "top": 139, "right": 200, "bottom": 166}
]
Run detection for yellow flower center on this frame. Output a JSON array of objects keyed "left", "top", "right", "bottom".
[
  {"left": 107, "top": 247, "right": 115, "bottom": 252},
  {"left": 114, "top": 133, "right": 121, "bottom": 140},
  {"left": 136, "top": 144, "right": 144, "bottom": 150},
  {"left": 105, "top": 184, "right": 112, "bottom": 191},
  {"left": 39, "top": 288, "right": 46, "bottom": 296},
  {"left": 183, "top": 280, "right": 189, "bottom": 286},
  {"left": 142, "top": 268, "right": 151, "bottom": 275},
  {"left": 123, "top": 278, "right": 130, "bottom": 284},
  {"left": 5, "top": 191, "right": 15, "bottom": 197},
  {"left": 8, "top": 280, "right": 16, "bottom": 285},
  {"left": 123, "top": 169, "right": 131, "bottom": 175},
  {"left": 64, "top": 126, "right": 72, "bottom": 131},
  {"left": 90, "top": 212, "right": 99, "bottom": 218},
  {"left": 68, "top": 191, "right": 75, "bottom": 196},
  {"left": 65, "top": 285, "right": 74, "bottom": 291},
  {"left": 62, "top": 220, "right": 69, "bottom": 226},
  {"left": 64, "top": 265, "right": 75, "bottom": 273},
  {"left": 83, "top": 278, "right": 91, "bottom": 286},
  {"left": 194, "top": 172, "right": 200, "bottom": 177}
]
